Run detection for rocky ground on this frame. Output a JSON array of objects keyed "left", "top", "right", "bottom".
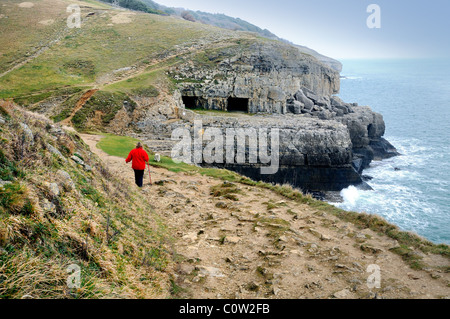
[{"left": 81, "top": 134, "right": 450, "bottom": 299}]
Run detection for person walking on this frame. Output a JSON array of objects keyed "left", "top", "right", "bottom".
[{"left": 125, "top": 142, "right": 149, "bottom": 188}]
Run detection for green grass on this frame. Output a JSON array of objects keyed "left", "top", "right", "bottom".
[
  {"left": 0, "top": 183, "right": 34, "bottom": 216},
  {"left": 189, "top": 108, "right": 256, "bottom": 117},
  {"left": 96, "top": 134, "right": 141, "bottom": 159},
  {"left": 103, "top": 57, "right": 184, "bottom": 95},
  {"left": 389, "top": 245, "right": 426, "bottom": 270},
  {"left": 264, "top": 200, "right": 288, "bottom": 211},
  {"left": 0, "top": 149, "right": 24, "bottom": 182},
  {"left": 103, "top": 69, "right": 163, "bottom": 95},
  {"left": 14, "top": 87, "right": 88, "bottom": 109},
  {"left": 191, "top": 108, "right": 228, "bottom": 115}
]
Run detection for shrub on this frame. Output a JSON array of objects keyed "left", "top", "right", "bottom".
[
  {"left": 181, "top": 11, "right": 196, "bottom": 22},
  {"left": 210, "top": 182, "right": 241, "bottom": 200},
  {"left": 62, "top": 59, "right": 96, "bottom": 77},
  {"left": 51, "top": 91, "right": 86, "bottom": 123},
  {"left": 0, "top": 105, "right": 10, "bottom": 119}
]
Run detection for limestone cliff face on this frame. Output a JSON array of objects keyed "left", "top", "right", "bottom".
[
  {"left": 137, "top": 39, "right": 398, "bottom": 192},
  {"left": 172, "top": 111, "right": 365, "bottom": 191},
  {"left": 169, "top": 41, "right": 340, "bottom": 114}
]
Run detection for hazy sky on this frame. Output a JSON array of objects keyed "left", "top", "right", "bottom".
[{"left": 155, "top": 0, "right": 450, "bottom": 59}]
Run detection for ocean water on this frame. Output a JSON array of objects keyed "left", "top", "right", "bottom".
[{"left": 334, "top": 59, "right": 450, "bottom": 245}]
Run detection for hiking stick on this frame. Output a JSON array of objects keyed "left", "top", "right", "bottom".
[{"left": 148, "top": 162, "right": 152, "bottom": 185}]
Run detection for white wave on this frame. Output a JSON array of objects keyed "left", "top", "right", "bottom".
[
  {"left": 340, "top": 186, "right": 360, "bottom": 206},
  {"left": 341, "top": 76, "right": 363, "bottom": 80}
]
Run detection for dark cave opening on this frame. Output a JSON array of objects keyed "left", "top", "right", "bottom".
[
  {"left": 227, "top": 97, "right": 249, "bottom": 113},
  {"left": 182, "top": 96, "right": 199, "bottom": 109}
]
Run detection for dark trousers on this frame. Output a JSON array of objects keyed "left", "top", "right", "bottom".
[{"left": 134, "top": 169, "right": 145, "bottom": 188}]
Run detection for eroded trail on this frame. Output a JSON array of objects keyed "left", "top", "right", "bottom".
[
  {"left": 81, "top": 134, "right": 450, "bottom": 299},
  {"left": 61, "top": 89, "right": 98, "bottom": 126}
]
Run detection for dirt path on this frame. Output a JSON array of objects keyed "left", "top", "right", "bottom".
[
  {"left": 61, "top": 89, "right": 98, "bottom": 126},
  {"left": 81, "top": 134, "right": 450, "bottom": 299}
]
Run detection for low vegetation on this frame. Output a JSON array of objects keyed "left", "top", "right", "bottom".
[
  {"left": 101, "top": 0, "right": 166, "bottom": 15},
  {"left": 210, "top": 182, "right": 242, "bottom": 201},
  {"left": 97, "top": 134, "right": 141, "bottom": 158},
  {"left": 71, "top": 91, "right": 135, "bottom": 131},
  {"left": 0, "top": 103, "right": 175, "bottom": 298}
]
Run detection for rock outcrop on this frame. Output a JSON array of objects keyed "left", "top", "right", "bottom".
[
  {"left": 169, "top": 41, "right": 340, "bottom": 114},
  {"left": 171, "top": 110, "right": 375, "bottom": 191},
  {"left": 138, "top": 39, "right": 398, "bottom": 192}
]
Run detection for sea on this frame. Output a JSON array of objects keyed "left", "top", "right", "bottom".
[{"left": 334, "top": 59, "right": 450, "bottom": 245}]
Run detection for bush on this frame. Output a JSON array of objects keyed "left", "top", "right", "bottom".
[
  {"left": 181, "top": 11, "right": 196, "bottom": 22},
  {"left": 51, "top": 91, "right": 86, "bottom": 123},
  {"left": 210, "top": 182, "right": 241, "bottom": 200},
  {"left": 104, "top": 0, "right": 164, "bottom": 14},
  {"left": 62, "top": 59, "right": 96, "bottom": 77},
  {"left": 0, "top": 105, "right": 10, "bottom": 119}
]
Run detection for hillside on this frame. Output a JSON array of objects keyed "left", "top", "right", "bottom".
[
  {"left": 0, "top": 101, "right": 176, "bottom": 298},
  {"left": 0, "top": 0, "right": 343, "bottom": 137},
  {"left": 0, "top": 0, "right": 340, "bottom": 105},
  {"left": 139, "top": 0, "right": 342, "bottom": 71},
  {"left": 0, "top": 0, "right": 250, "bottom": 96}
]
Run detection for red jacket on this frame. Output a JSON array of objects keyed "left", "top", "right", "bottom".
[{"left": 126, "top": 148, "right": 149, "bottom": 170}]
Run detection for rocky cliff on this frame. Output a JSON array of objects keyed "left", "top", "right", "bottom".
[
  {"left": 136, "top": 39, "right": 399, "bottom": 192},
  {"left": 164, "top": 103, "right": 398, "bottom": 192},
  {"left": 170, "top": 40, "right": 340, "bottom": 114},
  {"left": 173, "top": 111, "right": 364, "bottom": 191}
]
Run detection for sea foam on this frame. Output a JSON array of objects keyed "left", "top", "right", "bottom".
[{"left": 340, "top": 186, "right": 360, "bottom": 206}]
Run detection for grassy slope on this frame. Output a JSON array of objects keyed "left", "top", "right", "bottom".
[
  {"left": 97, "top": 133, "right": 141, "bottom": 158},
  {"left": 0, "top": 0, "right": 253, "bottom": 99},
  {"left": 0, "top": 102, "right": 176, "bottom": 298}
]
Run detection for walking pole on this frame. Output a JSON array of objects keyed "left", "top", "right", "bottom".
[{"left": 147, "top": 162, "right": 152, "bottom": 185}]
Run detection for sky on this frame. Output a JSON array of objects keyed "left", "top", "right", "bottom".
[{"left": 154, "top": 0, "right": 450, "bottom": 60}]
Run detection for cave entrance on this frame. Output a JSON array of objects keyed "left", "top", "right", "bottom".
[
  {"left": 182, "top": 96, "right": 199, "bottom": 109},
  {"left": 227, "top": 97, "right": 249, "bottom": 113}
]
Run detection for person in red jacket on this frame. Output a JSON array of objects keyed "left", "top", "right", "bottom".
[{"left": 126, "top": 142, "right": 149, "bottom": 188}]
